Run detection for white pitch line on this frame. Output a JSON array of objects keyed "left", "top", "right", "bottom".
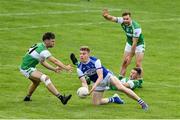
[
  {"left": 0, "top": 18, "right": 180, "bottom": 31},
  {"left": 0, "top": 9, "right": 179, "bottom": 17},
  {"left": 0, "top": 22, "right": 106, "bottom": 31},
  {"left": 1, "top": 0, "right": 180, "bottom": 18},
  {"left": 0, "top": 10, "right": 104, "bottom": 16},
  {"left": 0, "top": 8, "right": 126, "bottom": 16},
  {"left": 140, "top": 18, "right": 180, "bottom": 22},
  {"left": 15, "top": 0, "right": 180, "bottom": 17},
  {"left": 16, "top": 0, "right": 93, "bottom": 7}
]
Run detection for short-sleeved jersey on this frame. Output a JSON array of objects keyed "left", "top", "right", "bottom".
[
  {"left": 121, "top": 77, "right": 143, "bottom": 89},
  {"left": 20, "top": 42, "right": 51, "bottom": 70},
  {"left": 116, "top": 17, "right": 144, "bottom": 46},
  {"left": 77, "top": 57, "right": 109, "bottom": 83}
]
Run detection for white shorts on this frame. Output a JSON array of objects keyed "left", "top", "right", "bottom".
[
  {"left": 124, "top": 42, "right": 145, "bottom": 53},
  {"left": 20, "top": 67, "right": 36, "bottom": 78},
  {"left": 94, "top": 73, "right": 112, "bottom": 92}
]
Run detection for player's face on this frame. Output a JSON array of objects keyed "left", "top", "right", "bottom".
[
  {"left": 123, "top": 15, "right": 131, "bottom": 25},
  {"left": 80, "top": 50, "right": 89, "bottom": 63},
  {"left": 130, "top": 69, "right": 138, "bottom": 79},
  {"left": 45, "top": 39, "right": 55, "bottom": 48}
]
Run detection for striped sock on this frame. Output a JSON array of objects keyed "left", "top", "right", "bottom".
[
  {"left": 108, "top": 97, "right": 114, "bottom": 103},
  {"left": 138, "top": 99, "right": 144, "bottom": 105},
  {"left": 56, "top": 93, "right": 62, "bottom": 98},
  {"left": 26, "top": 95, "right": 31, "bottom": 98}
]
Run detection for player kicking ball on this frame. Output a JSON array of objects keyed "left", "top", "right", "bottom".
[
  {"left": 71, "top": 46, "right": 148, "bottom": 110},
  {"left": 19, "top": 32, "right": 72, "bottom": 105}
]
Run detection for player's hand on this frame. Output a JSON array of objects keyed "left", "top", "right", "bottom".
[
  {"left": 66, "top": 64, "right": 73, "bottom": 72},
  {"left": 87, "top": 88, "right": 93, "bottom": 95},
  {"left": 88, "top": 90, "right": 93, "bottom": 96},
  {"left": 103, "top": 8, "right": 109, "bottom": 17},
  {"left": 55, "top": 66, "right": 63, "bottom": 73},
  {"left": 88, "top": 85, "right": 96, "bottom": 95}
]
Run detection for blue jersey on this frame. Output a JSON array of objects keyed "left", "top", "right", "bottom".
[{"left": 77, "top": 56, "right": 109, "bottom": 83}]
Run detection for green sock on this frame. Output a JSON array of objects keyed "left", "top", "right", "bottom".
[
  {"left": 118, "top": 75, "right": 124, "bottom": 80},
  {"left": 110, "top": 85, "right": 117, "bottom": 90}
]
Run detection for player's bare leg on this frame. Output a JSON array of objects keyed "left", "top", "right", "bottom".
[
  {"left": 92, "top": 91, "right": 104, "bottom": 105},
  {"left": 135, "top": 52, "right": 144, "bottom": 76},
  {"left": 110, "top": 76, "right": 148, "bottom": 110},
  {"left": 120, "top": 52, "right": 132, "bottom": 78},
  {"left": 27, "top": 78, "right": 40, "bottom": 96},
  {"left": 30, "top": 71, "right": 59, "bottom": 95},
  {"left": 24, "top": 70, "right": 72, "bottom": 105},
  {"left": 92, "top": 91, "right": 124, "bottom": 105},
  {"left": 24, "top": 76, "right": 40, "bottom": 101},
  {"left": 111, "top": 76, "right": 140, "bottom": 100}
]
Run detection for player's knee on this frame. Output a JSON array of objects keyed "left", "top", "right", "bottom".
[
  {"left": 92, "top": 101, "right": 101, "bottom": 105},
  {"left": 123, "top": 60, "right": 130, "bottom": 66},
  {"left": 92, "top": 98, "right": 101, "bottom": 105},
  {"left": 33, "top": 81, "right": 40, "bottom": 86},
  {"left": 40, "top": 74, "right": 52, "bottom": 86},
  {"left": 117, "top": 86, "right": 123, "bottom": 91},
  {"left": 136, "top": 64, "right": 141, "bottom": 67},
  {"left": 116, "top": 84, "right": 126, "bottom": 92},
  {"left": 122, "top": 60, "right": 127, "bottom": 65},
  {"left": 45, "top": 75, "right": 50, "bottom": 80}
]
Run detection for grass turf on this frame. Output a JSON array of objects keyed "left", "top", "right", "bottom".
[{"left": 0, "top": 0, "right": 180, "bottom": 119}]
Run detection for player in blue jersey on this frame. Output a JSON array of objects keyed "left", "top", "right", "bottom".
[{"left": 73, "top": 46, "right": 148, "bottom": 110}]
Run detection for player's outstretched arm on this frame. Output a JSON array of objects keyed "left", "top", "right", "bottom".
[
  {"left": 102, "top": 9, "right": 117, "bottom": 22},
  {"left": 89, "top": 69, "right": 103, "bottom": 95},
  {"left": 79, "top": 77, "right": 88, "bottom": 89},
  {"left": 41, "top": 60, "right": 62, "bottom": 73},
  {"left": 41, "top": 60, "right": 56, "bottom": 72},
  {"left": 47, "top": 56, "right": 72, "bottom": 72}
]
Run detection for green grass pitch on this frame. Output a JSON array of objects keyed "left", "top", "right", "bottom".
[{"left": 0, "top": 0, "right": 180, "bottom": 119}]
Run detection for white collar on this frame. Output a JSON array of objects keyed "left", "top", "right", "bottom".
[{"left": 82, "top": 58, "right": 90, "bottom": 64}]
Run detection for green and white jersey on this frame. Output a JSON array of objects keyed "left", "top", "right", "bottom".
[
  {"left": 20, "top": 42, "right": 51, "bottom": 70},
  {"left": 109, "top": 77, "right": 143, "bottom": 90},
  {"left": 116, "top": 17, "right": 144, "bottom": 46},
  {"left": 121, "top": 77, "right": 143, "bottom": 89},
  {"left": 120, "top": 77, "right": 143, "bottom": 89}
]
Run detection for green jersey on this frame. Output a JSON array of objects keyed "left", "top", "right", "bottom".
[
  {"left": 110, "top": 77, "right": 143, "bottom": 90},
  {"left": 20, "top": 43, "right": 51, "bottom": 70},
  {"left": 121, "top": 77, "right": 143, "bottom": 89},
  {"left": 116, "top": 17, "right": 144, "bottom": 46}
]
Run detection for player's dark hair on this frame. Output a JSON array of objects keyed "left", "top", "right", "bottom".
[
  {"left": 42, "top": 32, "right": 55, "bottom": 41},
  {"left": 133, "top": 67, "right": 142, "bottom": 75},
  {"left": 122, "top": 12, "right": 131, "bottom": 17},
  {"left": 80, "top": 46, "right": 90, "bottom": 53}
]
